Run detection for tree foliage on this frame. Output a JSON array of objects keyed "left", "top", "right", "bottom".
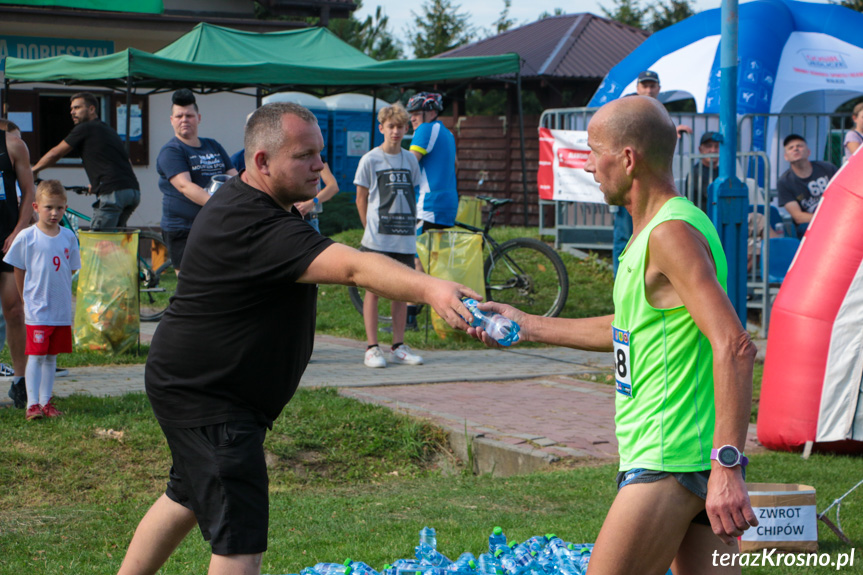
[
  {"left": 647, "top": 0, "right": 695, "bottom": 32},
  {"left": 326, "top": 0, "right": 403, "bottom": 60},
  {"left": 830, "top": 0, "right": 863, "bottom": 11},
  {"left": 601, "top": 0, "right": 647, "bottom": 29},
  {"left": 407, "top": 0, "right": 475, "bottom": 58},
  {"left": 601, "top": 0, "right": 695, "bottom": 32},
  {"left": 539, "top": 8, "right": 565, "bottom": 19},
  {"left": 491, "top": 0, "right": 517, "bottom": 35}
]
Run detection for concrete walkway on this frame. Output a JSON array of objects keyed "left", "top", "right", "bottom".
[{"left": 2, "top": 324, "right": 766, "bottom": 476}]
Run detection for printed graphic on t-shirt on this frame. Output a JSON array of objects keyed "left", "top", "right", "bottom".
[
  {"left": 801, "top": 176, "right": 830, "bottom": 213},
  {"left": 376, "top": 169, "right": 416, "bottom": 235},
  {"left": 190, "top": 152, "right": 227, "bottom": 177}
]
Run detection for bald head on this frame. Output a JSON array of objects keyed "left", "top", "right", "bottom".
[{"left": 592, "top": 96, "right": 678, "bottom": 172}]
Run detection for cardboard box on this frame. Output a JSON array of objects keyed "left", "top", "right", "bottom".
[{"left": 739, "top": 483, "right": 818, "bottom": 553}]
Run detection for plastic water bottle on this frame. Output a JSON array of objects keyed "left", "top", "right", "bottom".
[
  {"left": 477, "top": 553, "right": 503, "bottom": 575},
  {"left": 462, "top": 299, "right": 520, "bottom": 346},
  {"left": 416, "top": 543, "right": 453, "bottom": 568},
  {"left": 313, "top": 563, "right": 352, "bottom": 575},
  {"left": 522, "top": 535, "right": 547, "bottom": 555},
  {"left": 511, "top": 545, "right": 540, "bottom": 570},
  {"left": 420, "top": 526, "right": 438, "bottom": 549},
  {"left": 392, "top": 559, "right": 425, "bottom": 575},
  {"left": 448, "top": 552, "right": 477, "bottom": 574},
  {"left": 488, "top": 527, "right": 507, "bottom": 554},
  {"left": 347, "top": 559, "right": 379, "bottom": 575}
]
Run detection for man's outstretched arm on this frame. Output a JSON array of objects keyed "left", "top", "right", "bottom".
[
  {"left": 32, "top": 140, "right": 73, "bottom": 175},
  {"left": 299, "top": 242, "right": 478, "bottom": 331}
]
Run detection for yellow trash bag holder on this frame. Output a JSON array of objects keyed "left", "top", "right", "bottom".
[
  {"left": 416, "top": 229, "right": 484, "bottom": 340},
  {"left": 74, "top": 231, "right": 140, "bottom": 354},
  {"left": 456, "top": 195, "right": 486, "bottom": 228}
]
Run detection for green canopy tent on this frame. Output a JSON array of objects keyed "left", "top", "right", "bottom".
[{"left": 3, "top": 23, "right": 529, "bottom": 219}]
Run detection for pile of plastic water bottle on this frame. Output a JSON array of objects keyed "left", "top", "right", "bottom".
[{"left": 274, "top": 526, "right": 596, "bottom": 575}]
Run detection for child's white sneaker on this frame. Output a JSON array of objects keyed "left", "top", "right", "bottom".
[
  {"left": 364, "top": 346, "right": 387, "bottom": 368},
  {"left": 390, "top": 344, "right": 423, "bottom": 365}
]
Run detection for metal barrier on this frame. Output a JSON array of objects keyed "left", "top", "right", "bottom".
[
  {"left": 536, "top": 106, "right": 861, "bottom": 335},
  {"left": 537, "top": 107, "right": 721, "bottom": 250}
]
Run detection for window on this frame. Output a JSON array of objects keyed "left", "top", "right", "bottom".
[{"left": 4, "top": 88, "right": 149, "bottom": 165}]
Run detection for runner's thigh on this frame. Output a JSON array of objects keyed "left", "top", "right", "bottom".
[{"left": 586, "top": 475, "right": 705, "bottom": 575}]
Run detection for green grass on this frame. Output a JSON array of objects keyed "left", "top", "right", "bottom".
[
  {"left": 316, "top": 227, "right": 614, "bottom": 350},
  {"left": 0, "top": 390, "right": 860, "bottom": 574}
]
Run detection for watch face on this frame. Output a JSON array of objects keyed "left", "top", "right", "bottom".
[{"left": 718, "top": 446, "right": 739, "bottom": 466}]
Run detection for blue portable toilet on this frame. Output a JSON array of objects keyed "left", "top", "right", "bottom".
[
  {"left": 322, "top": 93, "right": 390, "bottom": 197},
  {"left": 262, "top": 91, "right": 330, "bottom": 163}
]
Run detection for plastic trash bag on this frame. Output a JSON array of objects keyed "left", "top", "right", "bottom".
[
  {"left": 456, "top": 196, "right": 485, "bottom": 228},
  {"left": 74, "top": 231, "right": 139, "bottom": 354},
  {"left": 416, "top": 230, "right": 484, "bottom": 339}
]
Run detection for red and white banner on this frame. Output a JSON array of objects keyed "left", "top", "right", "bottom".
[{"left": 537, "top": 127, "right": 604, "bottom": 203}]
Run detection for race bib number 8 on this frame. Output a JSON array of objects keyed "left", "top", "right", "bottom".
[{"left": 613, "top": 327, "right": 632, "bottom": 397}]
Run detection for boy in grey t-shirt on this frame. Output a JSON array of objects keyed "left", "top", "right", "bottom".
[{"left": 354, "top": 104, "right": 424, "bottom": 368}]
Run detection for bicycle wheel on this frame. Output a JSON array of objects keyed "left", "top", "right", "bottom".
[
  {"left": 347, "top": 286, "right": 424, "bottom": 324},
  {"left": 138, "top": 231, "right": 177, "bottom": 322},
  {"left": 484, "top": 237, "right": 569, "bottom": 317}
]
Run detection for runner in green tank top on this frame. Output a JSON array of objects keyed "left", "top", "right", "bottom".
[{"left": 469, "top": 96, "right": 757, "bottom": 574}]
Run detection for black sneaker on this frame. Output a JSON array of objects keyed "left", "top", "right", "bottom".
[
  {"left": 8, "top": 379, "right": 26, "bottom": 409},
  {"left": 56, "top": 367, "right": 69, "bottom": 378}
]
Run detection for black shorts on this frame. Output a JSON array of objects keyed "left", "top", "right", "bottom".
[
  {"left": 161, "top": 420, "right": 269, "bottom": 555},
  {"left": 417, "top": 220, "right": 450, "bottom": 235},
  {"left": 0, "top": 202, "right": 19, "bottom": 274},
  {"left": 163, "top": 229, "right": 190, "bottom": 270},
  {"left": 359, "top": 245, "right": 415, "bottom": 268}
]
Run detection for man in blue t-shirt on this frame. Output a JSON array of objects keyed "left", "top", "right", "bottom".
[
  {"left": 407, "top": 92, "right": 458, "bottom": 231},
  {"left": 157, "top": 89, "right": 237, "bottom": 272}
]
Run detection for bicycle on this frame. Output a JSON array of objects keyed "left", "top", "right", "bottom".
[
  {"left": 60, "top": 185, "right": 176, "bottom": 322},
  {"left": 348, "top": 196, "right": 569, "bottom": 322}
]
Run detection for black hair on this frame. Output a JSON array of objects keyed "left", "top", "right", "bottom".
[{"left": 172, "top": 89, "right": 198, "bottom": 111}]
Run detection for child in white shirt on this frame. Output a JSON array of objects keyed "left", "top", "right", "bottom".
[
  {"left": 354, "top": 104, "right": 424, "bottom": 369},
  {"left": 4, "top": 180, "right": 80, "bottom": 420}
]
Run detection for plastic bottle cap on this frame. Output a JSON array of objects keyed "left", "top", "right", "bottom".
[
  {"left": 493, "top": 526, "right": 503, "bottom": 535},
  {"left": 494, "top": 549, "right": 503, "bottom": 558},
  {"left": 344, "top": 559, "right": 352, "bottom": 567}
]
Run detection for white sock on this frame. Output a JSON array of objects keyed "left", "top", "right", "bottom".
[
  {"left": 40, "top": 355, "right": 57, "bottom": 406},
  {"left": 25, "top": 355, "right": 46, "bottom": 408}
]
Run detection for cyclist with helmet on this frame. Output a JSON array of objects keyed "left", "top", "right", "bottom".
[{"left": 406, "top": 92, "right": 458, "bottom": 232}]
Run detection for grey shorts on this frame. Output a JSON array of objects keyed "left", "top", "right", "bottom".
[{"left": 616, "top": 468, "right": 712, "bottom": 525}]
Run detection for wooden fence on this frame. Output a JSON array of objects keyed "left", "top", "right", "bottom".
[{"left": 439, "top": 114, "right": 543, "bottom": 227}]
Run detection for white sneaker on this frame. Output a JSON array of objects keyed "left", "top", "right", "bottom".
[
  {"left": 364, "top": 346, "right": 387, "bottom": 368},
  {"left": 390, "top": 344, "right": 423, "bottom": 365}
]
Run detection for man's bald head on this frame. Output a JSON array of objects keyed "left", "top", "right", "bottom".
[{"left": 591, "top": 96, "right": 678, "bottom": 172}]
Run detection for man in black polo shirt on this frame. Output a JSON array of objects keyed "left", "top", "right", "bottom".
[
  {"left": 115, "top": 102, "right": 477, "bottom": 575},
  {"left": 32, "top": 91, "right": 140, "bottom": 230}
]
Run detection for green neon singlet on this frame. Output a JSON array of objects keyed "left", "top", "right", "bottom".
[{"left": 611, "top": 196, "right": 728, "bottom": 472}]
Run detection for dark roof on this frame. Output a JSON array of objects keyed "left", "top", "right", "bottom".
[{"left": 439, "top": 13, "right": 649, "bottom": 81}]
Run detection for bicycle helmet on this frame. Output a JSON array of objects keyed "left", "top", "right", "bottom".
[{"left": 406, "top": 92, "right": 443, "bottom": 113}]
